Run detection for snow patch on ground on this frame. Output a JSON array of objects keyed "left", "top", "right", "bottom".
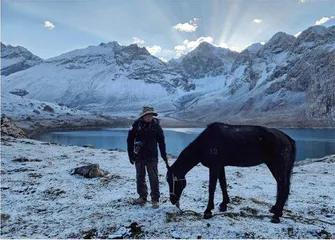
[{"left": 1, "top": 137, "right": 334, "bottom": 238}]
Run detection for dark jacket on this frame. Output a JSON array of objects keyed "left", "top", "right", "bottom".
[{"left": 127, "top": 118, "right": 167, "bottom": 162}]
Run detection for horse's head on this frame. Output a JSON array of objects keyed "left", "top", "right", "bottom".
[{"left": 166, "top": 168, "right": 186, "bottom": 206}]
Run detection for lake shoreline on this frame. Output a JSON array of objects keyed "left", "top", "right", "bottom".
[
  {"left": 25, "top": 116, "right": 335, "bottom": 139},
  {"left": 33, "top": 126, "right": 335, "bottom": 162}
]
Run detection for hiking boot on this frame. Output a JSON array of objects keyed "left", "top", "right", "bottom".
[
  {"left": 133, "top": 197, "right": 147, "bottom": 205},
  {"left": 152, "top": 201, "right": 159, "bottom": 209}
]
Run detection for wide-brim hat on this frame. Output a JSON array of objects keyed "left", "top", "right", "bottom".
[{"left": 139, "top": 106, "right": 158, "bottom": 118}]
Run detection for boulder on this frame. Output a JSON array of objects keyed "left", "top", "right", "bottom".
[{"left": 1, "top": 117, "right": 28, "bottom": 138}]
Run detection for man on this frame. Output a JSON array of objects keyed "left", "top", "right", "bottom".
[{"left": 127, "top": 106, "right": 168, "bottom": 208}]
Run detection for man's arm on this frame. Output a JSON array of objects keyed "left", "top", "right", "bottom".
[
  {"left": 127, "top": 125, "right": 136, "bottom": 164},
  {"left": 156, "top": 125, "right": 168, "bottom": 163}
]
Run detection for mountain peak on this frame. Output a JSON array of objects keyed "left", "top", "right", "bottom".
[
  {"left": 99, "top": 41, "right": 121, "bottom": 48},
  {"left": 261, "top": 31, "right": 295, "bottom": 54},
  {"left": 293, "top": 25, "right": 335, "bottom": 53},
  {"left": 1, "top": 43, "right": 43, "bottom": 76},
  {"left": 245, "top": 43, "right": 263, "bottom": 54},
  {"left": 297, "top": 25, "right": 330, "bottom": 42},
  {"left": 125, "top": 44, "right": 150, "bottom": 55},
  {"left": 197, "top": 41, "right": 215, "bottom": 50}
]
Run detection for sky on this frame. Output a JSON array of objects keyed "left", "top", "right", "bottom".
[{"left": 1, "top": 0, "right": 335, "bottom": 61}]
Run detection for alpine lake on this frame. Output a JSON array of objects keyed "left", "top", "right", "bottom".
[{"left": 34, "top": 127, "right": 335, "bottom": 161}]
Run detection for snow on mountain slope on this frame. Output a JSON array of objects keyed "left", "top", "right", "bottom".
[
  {"left": 175, "top": 42, "right": 238, "bottom": 79},
  {"left": 2, "top": 25, "right": 335, "bottom": 127},
  {"left": 2, "top": 42, "right": 193, "bottom": 112},
  {"left": 1, "top": 93, "right": 114, "bottom": 135},
  {"left": 1, "top": 43, "right": 43, "bottom": 76},
  {"left": 169, "top": 25, "right": 335, "bottom": 127}
]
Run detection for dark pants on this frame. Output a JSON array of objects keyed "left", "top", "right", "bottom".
[{"left": 135, "top": 160, "right": 160, "bottom": 202}]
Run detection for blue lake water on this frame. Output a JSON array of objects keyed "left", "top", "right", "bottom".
[{"left": 34, "top": 128, "right": 335, "bottom": 161}]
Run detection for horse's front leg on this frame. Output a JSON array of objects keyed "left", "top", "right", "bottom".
[
  {"left": 204, "top": 167, "right": 219, "bottom": 219},
  {"left": 219, "top": 166, "right": 230, "bottom": 212}
]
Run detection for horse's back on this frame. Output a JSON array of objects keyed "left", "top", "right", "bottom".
[{"left": 207, "top": 123, "right": 294, "bottom": 166}]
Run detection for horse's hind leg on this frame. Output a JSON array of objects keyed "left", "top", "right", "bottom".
[
  {"left": 266, "top": 162, "right": 280, "bottom": 214},
  {"left": 266, "top": 161, "right": 291, "bottom": 223},
  {"left": 219, "top": 167, "right": 230, "bottom": 212}
]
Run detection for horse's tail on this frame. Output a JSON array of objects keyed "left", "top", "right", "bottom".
[
  {"left": 286, "top": 134, "right": 296, "bottom": 195},
  {"left": 287, "top": 135, "right": 296, "bottom": 168}
]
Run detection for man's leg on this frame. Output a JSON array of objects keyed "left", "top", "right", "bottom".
[
  {"left": 135, "top": 161, "right": 147, "bottom": 202},
  {"left": 147, "top": 161, "right": 160, "bottom": 203}
]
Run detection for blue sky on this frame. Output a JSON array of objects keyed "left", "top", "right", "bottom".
[{"left": 2, "top": 0, "right": 335, "bottom": 60}]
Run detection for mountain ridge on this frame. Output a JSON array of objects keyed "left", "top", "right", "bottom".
[{"left": 2, "top": 25, "right": 335, "bottom": 127}]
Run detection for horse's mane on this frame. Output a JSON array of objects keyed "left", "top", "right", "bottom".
[
  {"left": 187, "top": 123, "right": 218, "bottom": 148},
  {"left": 171, "top": 123, "right": 223, "bottom": 174}
]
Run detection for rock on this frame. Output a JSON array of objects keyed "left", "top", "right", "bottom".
[
  {"left": 12, "top": 157, "right": 42, "bottom": 162},
  {"left": 43, "top": 105, "right": 54, "bottom": 112},
  {"left": 82, "top": 228, "right": 98, "bottom": 239},
  {"left": 83, "top": 144, "right": 96, "bottom": 149},
  {"left": 9, "top": 89, "right": 29, "bottom": 97},
  {"left": 71, "top": 164, "right": 107, "bottom": 178},
  {"left": 1, "top": 117, "right": 28, "bottom": 138}
]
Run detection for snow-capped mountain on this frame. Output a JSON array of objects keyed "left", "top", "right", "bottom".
[
  {"left": 2, "top": 25, "right": 335, "bottom": 127},
  {"left": 1, "top": 43, "right": 43, "bottom": 76},
  {"left": 172, "top": 42, "right": 238, "bottom": 79},
  {"left": 2, "top": 42, "right": 193, "bottom": 113},
  {"left": 170, "top": 25, "right": 335, "bottom": 127}
]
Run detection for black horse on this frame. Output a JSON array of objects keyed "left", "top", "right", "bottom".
[{"left": 166, "top": 122, "right": 296, "bottom": 223}]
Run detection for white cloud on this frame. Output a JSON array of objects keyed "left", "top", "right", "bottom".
[
  {"left": 173, "top": 18, "right": 200, "bottom": 32},
  {"left": 146, "top": 45, "right": 162, "bottom": 55},
  {"left": 164, "top": 50, "right": 174, "bottom": 53},
  {"left": 43, "top": 21, "right": 55, "bottom": 30},
  {"left": 174, "top": 36, "right": 213, "bottom": 57},
  {"left": 315, "top": 16, "right": 335, "bottom": 25},
  {"left": 186, "top": 37, "right": 214, "bottom": 50},
  {"left": 298, "top": 0, "right": 309, "bottom": 3},
  {"left": 159, "top": 57, "right": 168, "bottom": 63},
  {"left": 174, "top": 45, "right": 187, "bottom": 57},
  {"left": 219, "top": 42, "right": 245, "bottom": 52},
  {"left": 190, "top": 18, "right": 200, "bottom": 24},
  {"left": 230, "top": 46, "right": 245, "bottom": 52},
  {"left": 219, "top": 42, "right": 229, "bottom": 49},
  {"left": 253, "top": 19, "right": 263, "bottom": 24},
  {"left": 174, "top": 45, "right": 186, "bottom": 51},
  {"left": 173, "top": 22, "right": 197, "bottom": 32},
  {"left": 133, "top": 37, "right": 145, "bottom": 44}
]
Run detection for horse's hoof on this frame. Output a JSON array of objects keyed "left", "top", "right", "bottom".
[
  {"left": 219, "top": 203, "right": 227, "bottom": 212},
  {"left": 203, "top": 212, "right": 212, "bottom": 219},
  {"left": 270, "top": 217, "right": 280, "bottom": 224}
]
